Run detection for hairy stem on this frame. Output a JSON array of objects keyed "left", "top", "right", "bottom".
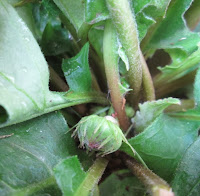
[
  {"left": 75, "top": 157, "right": 108, "bottom": 196},
  {"left": 106, "top": 0, "right": 142, "bottom": 107},
  {"left": 122, "top": 153, "right": 174, "bottom": 196},
  {"left": 141, "top": 54, "right": 155, "bottom": 101},
  {"left": 103, "top": 20, "right": 130, "bottom": 131}
]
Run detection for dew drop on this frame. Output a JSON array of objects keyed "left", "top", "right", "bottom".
[
  {"left": 24, "top": 37, "right": 30, "bottom": 42},
  {"left": 22, "top": 68, "right": 28, "bottom": 73}
]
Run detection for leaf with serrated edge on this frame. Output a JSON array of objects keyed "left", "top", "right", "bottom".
[
  {"left": 0, "top": 112, "right": 92, "bottom": 196},
  {"left": 144, "top": 0, "right": 200, "bottom": 54},
  {"left": 144, "top": 0, "right": 200, "bottom": 84},
  {"left": 62, "top": 43, "right": 92, "bottom": 93},
  {"left": 121, "top": 114, "right": 200, "bottom": 181},
  {"left": 133, "top": 97, "right": 180, "bottom": 132},
  {"left": 0, "top": 1, "right": 107, "bottom": 128}
]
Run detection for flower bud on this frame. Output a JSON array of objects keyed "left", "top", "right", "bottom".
[{"left": 73, "top": 115, "right": 123, "bottom": 156}]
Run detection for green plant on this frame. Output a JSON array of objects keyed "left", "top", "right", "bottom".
[{"left": 0, "top": 0, "right": 200, "bottom": 195}]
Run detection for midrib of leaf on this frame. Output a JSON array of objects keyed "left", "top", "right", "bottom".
[
  {"left": 188, "top": 177, "right": 200, "bottom": 196},
  {"left": 2, "top": 140, "right": 52, "bottom": 174},
  {"left": 0, "top": 72, "right": 40, "bottom": 110},
  {"left": 1, "top": 92, "right": 108, "bottom": 128},
  {"left": 169, "top": 112, "right": 200, "bottom": 121},
  {"left": 0, "top": 179, "right": 15, "bottom": 191},
  {"left": 7, "top": 176, "right": 56, "bottom": 196},
  {"left": 0, "top": 140, "right": 58, "bottom": 196}
]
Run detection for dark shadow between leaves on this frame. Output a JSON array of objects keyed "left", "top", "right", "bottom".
[{"left": 0, "top": 105, "right": 8, "bottom": 124}]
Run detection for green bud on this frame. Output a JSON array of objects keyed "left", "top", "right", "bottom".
[
  {"left": 72, "top": 115, "right": 148, "bottom": 168},
  {"left": 73, "top": 115, "right": 123, "bottom": 156}
]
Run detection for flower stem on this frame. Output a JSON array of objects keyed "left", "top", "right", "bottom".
[
  {"left": 103, "top": 20, "right": 130, "bottom": 131},
  {"left": 75, "top": 157, "right": 108, "bottom": 196},
  {"left": 106, "top": 0, "right": 143, "bottom": 107},
  {"left": 121, "top": 153, "right": 174, "bottom": 196},
  {"left": 141, "top": 54, "right": 155, "bottom": 101}
]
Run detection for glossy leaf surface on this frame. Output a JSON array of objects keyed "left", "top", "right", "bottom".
[
  {"left": 171, "top": 137, "right": 200, "bottom": 196},
  {"left": 144, "top": 0, "right": 200, "bottom": 85},
  {"left": 54, "top": 157, "right": 108, "bottom": 196},
  {"left": 0, "top": 2, "right": 106, "bottom": 128},
  {"left": 53, "top": 0, "right": 84, "bottom": 32},
  {"left": 121, "top": 114, "right": 200, "bottom": 181},
  {"left": 133, "top": 97, "right": 180, "bottom": 132},
  {"left": 0, "top": 112, "right": 91, "bottom": 196},
  {"left": 62, "top": 43, "right": 92, "bottom": 93}
]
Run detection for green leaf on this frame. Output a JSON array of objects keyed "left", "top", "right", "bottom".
[
  {"left": 133, "top": 98, "right": 180, "bottom": 132},
  {"left": 144, "top": 0, "right": 200, "bottom": 54},
  {"left": 132, "top": 0, "right": 172, "bottom": 41},
  {"left": 0, "top": 1, "right": 107, "bottom": 128},
  {"left": 85, "top": 0, "right": 171, "bottom": 41},
  {"left": 8, "top": 0, "right": 37, "bottom": 38},
  {"left": 194, "top": 67, "right": 200, "bottom": 107},
  {"left": 154, "top": 47, "right": 200, "bottom": 87},
  {"left": 54, "top": 157, "right": 108, "bottom": 196},
  {"left": 88, "top": 26, "right": 104, "bottom": 59},
  {"left": 85, "top": 0, "right": 109, "bottom": 25},
  {"left": 120, "top": 114, "right": 200, "bottom": 181},
  {"left": 171, "top": 137, "right": 200, "bottom": 196},
  {"left": 53, "top": 0, "right": 85, "bottom": 32},
  {"left": 62, "top": 43, "right": 92, "bottom": 93},
  {"left": 143, "top": 0, "right": 200, "bottom": 87},
  {"left": 169, "top": 109, "right": 200, "bottom": 121},
  {"left": 32, "top": 0, "right": 61, "bottom": 39},
  {"left": 99, "top": 170, "right": 146, "bottom": 196},
  {"left": 41, "top": 23, "right": 73, "bottom": 56},
  {"left": 0, "top": 112, "right": 92, "bottom": 196}
]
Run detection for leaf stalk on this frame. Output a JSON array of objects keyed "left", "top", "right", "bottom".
[
  {"left": 103, "top": 20, "right": 130, "bottom": 131},
  {"left": 106, "top": 0, "right": 143, "bottom": 107}
]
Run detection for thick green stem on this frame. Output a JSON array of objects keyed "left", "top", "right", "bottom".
[
  {"left": 75, "top": 157, "right": 108, "bottom": 196},
  {"left": 106, "top": 0, "right": 142, "bottom": 107},
  {"left": 103, "top": 20, "right": 130, "bottom": 131},
  {"left": 122, "top": 153, "right": 174, "bottom": 196},
  {"left": 141, "top": 54, "right": 155, "bottom": 101}
]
